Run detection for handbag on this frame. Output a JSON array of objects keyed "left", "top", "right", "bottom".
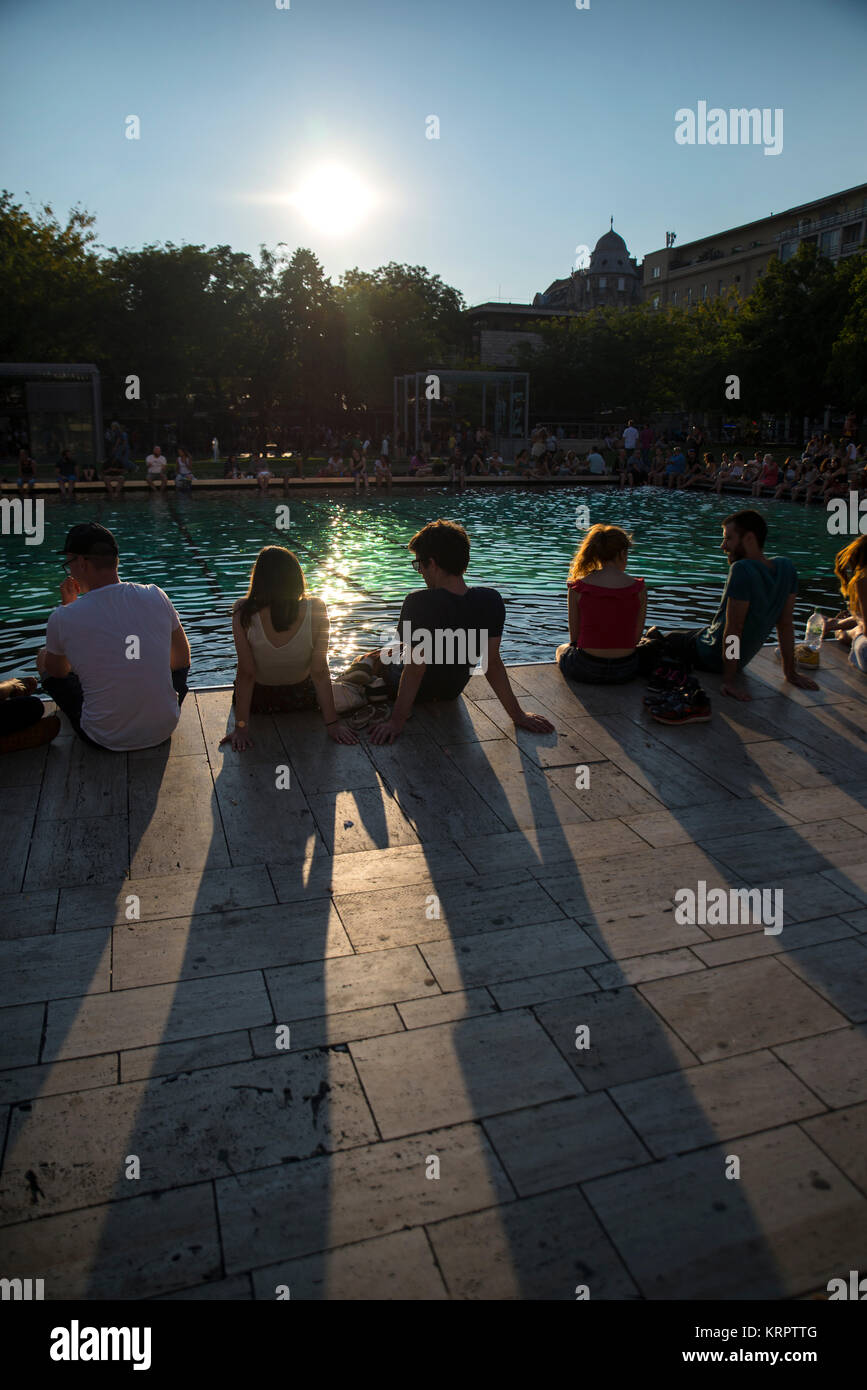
[{"left": 331, "top": 680, "right": 368, "bottom": 714}]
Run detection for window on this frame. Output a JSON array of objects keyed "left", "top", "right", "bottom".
[
  {"left": 842, "top": 221, "right": 863, "bottom": 246},
  {"left": 671, "top": 290, "right": 678, "bottom": 305},
  {"left": 820, "top": 229, "right": 840, "bottom": 257},
  {"left": 701, "top": 283, "right": 708, "bottom": 300},
  {"left": 617, "top": 277, "right": 625, "bottom": 290},
  {"left": 686, "top": 287, "right": 693, "bottom": 305},
  {"left": 801, "top": 235, "right": 817, "bottom": 249},
  {"left": 651, "top": 265, "right": 661, "bottom": 279},
  {"left": 652, "top": 293, "right": 660, "bottom": 309},
  {"left": 598, "top": 277, "right": 607, "bottom": 289},
  {"left": 780, "top": 240, "right": 798, "bottom": 263},
  {"left": 717, "top": 280, "right": 724, "bottom": 294}
]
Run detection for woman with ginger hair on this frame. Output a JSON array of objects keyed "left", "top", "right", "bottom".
[
  {"left": 823, "top": 535, "right": 867, "bottom": 675},
  {"left": 556, "top": 523, "right": 647, "bottom": 684}
]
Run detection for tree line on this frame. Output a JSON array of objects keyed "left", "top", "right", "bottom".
[{"left": 1, "top": 190, "right": 864, "bottom": 448}]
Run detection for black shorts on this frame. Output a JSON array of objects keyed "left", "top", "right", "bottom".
[{"left": 559, "top": 646, "right": 639, "bottom": 685}]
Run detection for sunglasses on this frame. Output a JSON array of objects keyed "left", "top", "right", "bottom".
[{"left": 411, "top": 558, "right": 425, "bottom": 572}]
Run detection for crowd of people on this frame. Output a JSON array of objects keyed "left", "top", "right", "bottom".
[
  {"left": 7, "top": 416, "right": 866, "bottom": 506},
  {"left": 1, "top": 508, "right": 864, "bottom": 757}
]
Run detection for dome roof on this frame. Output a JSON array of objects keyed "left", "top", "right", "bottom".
[{"left": 589, "top": 225, "right": 632, "bottom": 273}]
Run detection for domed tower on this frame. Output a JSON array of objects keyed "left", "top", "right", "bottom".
[{"left": 533, "top": 220, "right": 642, "bottom": 312}]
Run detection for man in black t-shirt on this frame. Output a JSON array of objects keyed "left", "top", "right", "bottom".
[{"left": 352, "top": 519, "right": 555, "bottom": 745}]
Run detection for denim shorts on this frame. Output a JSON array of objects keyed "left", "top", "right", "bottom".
[{"left": 559, "top": 646, "right": 640, "bottom": 685}]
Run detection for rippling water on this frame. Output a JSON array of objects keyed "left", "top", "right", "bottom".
[{"left": 0, "top": 488, "right": 845, "bottom": 683}]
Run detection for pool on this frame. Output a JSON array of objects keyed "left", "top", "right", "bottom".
[{"left": 0, "top": 488, "right": 847, "bottom": 683}]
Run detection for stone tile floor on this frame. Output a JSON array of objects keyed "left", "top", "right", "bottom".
[{"left": 1, "top": 647, "right": 866, "bottom": 1299}]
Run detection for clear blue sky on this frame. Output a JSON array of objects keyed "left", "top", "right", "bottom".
[{"left": 1, "top": 0, "right": 865, "bottom": 306}]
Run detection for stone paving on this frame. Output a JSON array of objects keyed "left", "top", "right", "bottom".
[{"left": 1, "top": 648, "right": 866, "bottom": 1300}]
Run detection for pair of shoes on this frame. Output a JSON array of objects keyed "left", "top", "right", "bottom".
[
  {"left": 646, "top": 660, "right": 693, "bottom": 692},
  {"left": 646, "top": 685, "right": 712, "bottom": 725},
  {"left": 0, "top": 713, "right": 62, "bottom": 754},
  {"left": 341, "top": 657, "right": 376, "bottom": 687},
  {"left": 346, "top": 704, "right": 375, "bottom": 730},
  {"left": 643, "top": 673, "right": 702, "bottom": 707}
]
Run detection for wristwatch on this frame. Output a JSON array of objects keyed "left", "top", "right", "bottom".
[{"left": 236, "top": 720, "right": 247, "bottom": 728}]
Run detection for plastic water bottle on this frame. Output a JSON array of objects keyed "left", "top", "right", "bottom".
[{"left": 804, "top": 610, "right": 824, "bottom": 652}]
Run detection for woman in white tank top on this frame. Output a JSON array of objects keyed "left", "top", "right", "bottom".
[{"left": 222, "top": 546, "right": 357, "bottom": 751}]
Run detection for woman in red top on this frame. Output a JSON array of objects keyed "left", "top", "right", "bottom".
[{"left": 556, "top": 524, "right": 647, "bottom": 684}]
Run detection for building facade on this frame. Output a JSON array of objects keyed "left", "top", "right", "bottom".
[{"left": 642, "top": 183, "right": 867, "bottom": 309}]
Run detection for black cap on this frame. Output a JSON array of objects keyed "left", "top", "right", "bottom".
[{"left": 57, "top": 522, "right": 119, "bottom": 557}]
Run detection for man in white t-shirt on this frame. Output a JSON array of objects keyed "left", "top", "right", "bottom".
[
  {"left": 622, "top": 419, "right": 640, "bottom": 452},
  {"left": 586, "top": 450, "right": 607, "bottom": 474},
  {"left": 38, "top": 523, "right": 191, "bottom": 751},
  {"left": 145, "top": 445, "right": 167, "bottom": 492}
]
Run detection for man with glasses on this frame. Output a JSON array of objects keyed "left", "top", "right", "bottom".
[
  {"left": 38, "top": 522, "right": 191, "bottom": 750},
  {"left": 345, "top": 519, "right": 555, "bottom": 745}
]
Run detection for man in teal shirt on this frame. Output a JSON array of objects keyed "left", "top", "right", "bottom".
[{"left": 654, "top": 510, "right": 819, "bottom": 700}]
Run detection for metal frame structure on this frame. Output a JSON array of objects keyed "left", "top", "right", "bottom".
[
  {"left": 394, "top": 369, "right": 529, "bottom": 452},
  {"left": 0, "top": 363, "right": 105, "bottom": 465}
]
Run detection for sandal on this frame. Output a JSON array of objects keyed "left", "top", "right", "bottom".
[
  {"left": 346, "top": 704, "right": 375, "bottom": 730},
  {"left": 648, "top": 687, "right": 712, "bottom": 725},
  {"left": 340, "top": 657, "right": 376, "bottom": 688}
]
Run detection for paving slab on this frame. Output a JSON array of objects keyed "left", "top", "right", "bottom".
[
  {"left": 112, "top": 900, "right": 351, "bottom": 991},
  {"left": 0, "top": 1053, "right": 117, "bottom": 1106},
  {"left": 56, "top": 865, "right": 276, "bottom": 932},
  {"left": 692, "top": 915, "right": 857, "bottom": 966},
  {"left": 0, "top": 1182, "right": 220, "bottom": 1299},
  {"left": 427, "top": 1184, "right": 641, "bottom": 1300},
  {"left": 0, "top": 1052, "right": 376, "bottom": 1224},
  {"left": 774, "top": 1027, "right": 867, "bottom": 1109},
  {"left": 397, "top": 988, "right": 497, "bottom": 1029},
  {"left": 459, "top": 817, "right": 646, "bottom": 876},
  {"left": 639, "top": 957, "right": 848, "bottom": 1062},
  {"left": 250, "top": 1228, "right": 449, "bottom": 1300},
  {"left": 216, "top": 1123, "right": 514, "bottom": 1272},
  {"left": 307, "top": 783, "right": 419, "bottom": 855},
  {"left": 250, "top": 1005, "right": 404, "bottom": 1054},
  {"left": 463, "top": 697, "right": 608, "bottom": 768},
  {"left": 801, "top": 1102, "right": 867, "bottom": 1198},
  {"left": 705, "top": 819, "right": 867, "bottom": 882},
  {"left": 334, "top": 871, "right": 564, "bottom": 952},
  {"left": 441, "top": 739, "right": 592, "bottom": 829},
  {"left": 0, "top": 1003, "right": 45, "bottom": 1069},
  {"left": 211, "top": 757, "right": 321, "bottom": 865},
  {"left": 0, "top": 890, "right": 58, "bottom": 940},
  {"left": 545, "top": 760, "right": 664, "bottom": 820},
  {"left": 267, "top": 839, "right": 471, "bottom": 902},
  {"left": 43, "top": 970, "right": 273, "bottom": 1060},
  {"left": 611, "top": 1049, "right": 826, "bottom": 1158},
  {"left": 129, "top": 753, "right": 230, "bottom": 877},
  {"left": 36, "top": 736, "right": 127, "bottom": 821},
  {"left": 0, "top": 927, "right": 111, "bottom": 1007},
  {"left": 488, "top": 968, "right": 598, "bottom": 1011},
  {"left": 350, "top": 1010, "right": 582, "bottom": 1138},
  {"left": 120, "top": 1030, "right": 253, "bottom": 1082},
  {"left": 265, "top": 945, "right": 439, "bottom": 1021},
  {"left": 483, "top": 1093, "right": 650, "bottom": 1195},
  {"left": 582, "top": 1124, "right": 867, "bottom": 1299},
  {"left": 588, "top": 948, "right": 705, "bottom": 989},
  {"left": 24, "top": 813, "right": 130, "bottom": 890},
  {"left": 533, "top": 988, "right": 700, "bottom": 1091},
  {"left": 776, "top": 937, "right": 867, "bottom": 1022},
  {"left": 420, "top": 919, "right": 604, "bottom": 992},
  {"left": 157, "top": 1274, "right": 253, "bottom": 1301},
  {"left": 625, "top": 796, "right": 800, "bottom": 849}
]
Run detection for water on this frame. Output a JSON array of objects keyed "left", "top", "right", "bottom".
[{"left": 0, "top": 488, "right": 845, "bottom": 683}]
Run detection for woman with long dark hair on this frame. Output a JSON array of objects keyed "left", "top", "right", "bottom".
[{"left": 221, "top": 546, "right": 358, "bottom": 751}]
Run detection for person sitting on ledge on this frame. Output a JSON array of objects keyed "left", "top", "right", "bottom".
[
  {"left": 0, "top": 675, "right": 61, "bottom": 754},
  {"left": 641, "top": 509, "right": 819, "bottom": 701},
  {"left": 343, "top": 519, "right": 555, "bottom": 745},
  {"left": 823, "top": 536, "right": 867, "bottom": 675},
  {"left": 556, "top": 524, "right": 646, "bottom": 685},
  {"left": 222, "top": 546, "right": 358, "bottom": 750},
  {"left": 38, "top": 522, "right": 191, "bottom": 750}
]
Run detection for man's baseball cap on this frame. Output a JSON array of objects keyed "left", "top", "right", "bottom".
[{"left": 57, "top": 522, "right": 119, "bottom": 557}]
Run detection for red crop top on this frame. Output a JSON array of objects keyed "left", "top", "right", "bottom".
[{"left": 567, "top": 577, "right": 645, "bottom": 648}]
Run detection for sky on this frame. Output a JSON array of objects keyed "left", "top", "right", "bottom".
[{"left": 1, "top": 0, "right": 865, "bottom": 308}]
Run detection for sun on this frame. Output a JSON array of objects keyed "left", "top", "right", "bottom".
[{"left": 287, "top": 163, "right": 377, "bottom": 237}]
